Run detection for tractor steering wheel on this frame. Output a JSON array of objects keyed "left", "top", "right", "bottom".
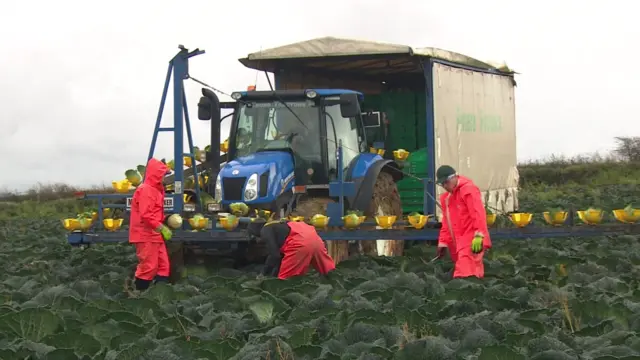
[{"left": 273, "top": 132, "right": 299, "bottom": 142}]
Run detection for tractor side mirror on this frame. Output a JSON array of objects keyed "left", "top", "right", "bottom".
[
  {"left": 198, "top": 96, "right": 212, "bottom": 120},
  {"left": 244, "top": 105, "right": 259, "bottom": 117},
  {"left": 361, "top": 111, "right": 381, "bottom": 128},
  {"left": 339, "top": 93, "right": 360, "bottom": 118},
  {"left": 198, "top": 88, "right": 221, "bottom": 123}
]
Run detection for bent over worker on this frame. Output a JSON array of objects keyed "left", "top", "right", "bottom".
[
  {"left": 435, "top": 165, "right": 492, "bottom": 278},
  {"left": 247, "top": 218, "right": 336, "bottom": 279},
  {"left": 129, "top": 158, "right": 173, "bottom": 291}
]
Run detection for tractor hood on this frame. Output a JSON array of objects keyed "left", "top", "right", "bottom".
[{"left": 218, "top": 151, "right": 295, "bottom": 203}]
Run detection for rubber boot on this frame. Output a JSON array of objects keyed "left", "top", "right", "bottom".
[
  {"left": 323, "top": 269, "right": 336, "bottom": 281},
  {"left": 154, "top": 275, "right": 169, "bottom": 284},
  {"left": 134, "top": 277, "right": 152, "bottom": 291}
]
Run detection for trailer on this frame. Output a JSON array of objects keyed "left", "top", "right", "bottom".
[
  {"left": 65, "top": 40, "right": 640, "bottom": 274},
  {"left": 238, "top": 36, "right": 519, "bottom": 218}
]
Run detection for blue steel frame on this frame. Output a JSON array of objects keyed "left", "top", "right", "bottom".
[
  {"left": 73, "top": 46, "right": 204, "bottom": 229},
  {"left": 66, "top": 49, "right": 640, "bottom": 247},
  {"left": 422, "top": 59, "right": 436, "bottom": 216},
  {"left": 146, "top": 46, "right": 203, "bottom": 213}
]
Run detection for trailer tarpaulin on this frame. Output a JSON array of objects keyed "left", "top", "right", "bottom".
[{"left": 433, "top": 62, "right": 519, "bottom": 217}]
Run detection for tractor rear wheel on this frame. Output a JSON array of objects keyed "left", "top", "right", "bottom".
[
  {"left": 360, "top": 171, "right": 404, "bottom": 257},
  {"left": 289, "top": 197, "right": 350, "bottom": 264}
]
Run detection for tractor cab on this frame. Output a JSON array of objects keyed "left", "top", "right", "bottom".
[{"left": 212, "top": 89, "right": 373, "bottom": 212}]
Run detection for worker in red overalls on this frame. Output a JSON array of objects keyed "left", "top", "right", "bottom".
[
  {"left": 129, "top": 158, "right": 173, "bottom": 291},
  {"left": 435, "top": 165, "right": 492, "bottom": 278},
  {"left": 247, "top": 218, "right": 336, "bottom": 279}
]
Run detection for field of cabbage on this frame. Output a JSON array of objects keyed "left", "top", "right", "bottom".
[
  {"left": 1, "top": 216, "right": 640, "bottom": 360},
  {"left": 2, "top": 161, "right": 640, "bottom": 360}
]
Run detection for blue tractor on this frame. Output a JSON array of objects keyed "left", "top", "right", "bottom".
[{"left": 197, "top": 87, "right": 405, "bottom": 263}]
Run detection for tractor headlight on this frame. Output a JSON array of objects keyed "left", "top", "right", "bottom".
[
  {"left": 305, "top": 90, "right": 317, "bottom": 99},
  {"left": 231, "top": 92, "right": 242, "bottom": 100},
  {"left": 244, "top": 173, "right": 258, "bottom": 201},
  {"left": 183, "top": 203, "right": 196, "bottom": 212},
  {"left": 215, "top": 174, "right": 222, "bottom": 201}
]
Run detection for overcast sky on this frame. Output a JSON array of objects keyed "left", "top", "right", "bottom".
[{"left": 1, "top": 0, "right": 637, "bottom": 192}]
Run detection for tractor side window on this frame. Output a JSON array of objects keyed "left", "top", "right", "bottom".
[
  {"left": 235, "top": 111, "right": 254, "bottom": 157},
  {"left": 325, "top": 100, "right": 361, "bottom": 179},
  {"left": 264, "top": 108, "right": 277, "bottom": 140}
]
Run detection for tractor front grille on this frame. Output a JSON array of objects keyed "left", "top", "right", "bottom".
[
  {"left": 259, "top": 171, "right": 269, "bottom": 197},
  {"left": 222, "top": 177, "right": 246, "bottom": 201}
]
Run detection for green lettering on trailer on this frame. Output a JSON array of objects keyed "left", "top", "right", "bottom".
[
  {"left": 456, "top": 108, "right": 503, "bottom": 133},
  {"left": 480, "top": 114, "right": 502, "bottom": 132},
  {"left": 456, "top": 108, "right": 476, "bottom": 132}
]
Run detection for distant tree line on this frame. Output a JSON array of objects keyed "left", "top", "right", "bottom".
[
  {"left": 1, "top": 137, "right": 640, "bottom": 202},
  {"left": 612, "top": 136, "right": 640, "bottom": 162}
]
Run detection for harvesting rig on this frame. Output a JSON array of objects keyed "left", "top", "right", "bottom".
[{"left": 66, "top": 39, "right": 640, "bottom": 272}]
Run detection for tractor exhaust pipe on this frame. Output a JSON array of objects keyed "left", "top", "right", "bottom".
[{"left": 198, "top": 88, "right": 221, "bottom": 176}]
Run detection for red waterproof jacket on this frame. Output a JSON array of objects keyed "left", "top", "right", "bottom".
[
  {"left": 437, "top": 175, "right": 492, "bottom": 251},
  {"left": 129, "top": 158, "right": 168, "bottom": 243}
]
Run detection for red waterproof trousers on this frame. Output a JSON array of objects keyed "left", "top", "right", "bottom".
[
  {"left": 278, "top": 222, "right": 336, "bottom": 280},
  {"left": 445, "top": 245, "right": 485, "bottom": 278},
  {"left": 134, "top": 242, "right": 170, "bottom": 280}
]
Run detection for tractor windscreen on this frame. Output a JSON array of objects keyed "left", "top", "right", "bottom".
[{"left": 234, "top": 100, "right": 321, "bottom": 163}]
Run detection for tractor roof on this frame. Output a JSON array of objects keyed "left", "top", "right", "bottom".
[
  {"left": 238, "top": 36, "right": 514, "bottom": 76},
  {"left": 238, "top": 88, "right": 363, "bottom": 99}
]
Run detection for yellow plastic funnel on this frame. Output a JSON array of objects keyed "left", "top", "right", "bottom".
[
  {"left": 375, "top": 215, "right": 397, "bottom": 229},
  {"left": 543, "top": 211, "right": 568, "bottom": 226},
  {"left": 219, "top": 217, "right": 239, "bottom": 231},
  {"left": 310, "top": 214, "right": 329, "bottom": 229},
  {"left": 486, "top": 214, "right": 497, "bottom": 226},
  {"left": 342, "top": 215, "right": 365, "bottom": 229},
  {"left": 509, "top": 213, "right": 533, "bottom": 228},
  {"left": 62, "top": 218, "right": 80, "bottom": 231},
  {"left": 577, "top": 209, "right": 603, "bottom": 225},
  {"left": 220, "top": 139, "right": 229, "bottom": 153},
  {"left": 103, "top": 218, "right": 124, "bottom": 232},
  {"left": 188, "top": 217, "right": 209, "bottom": 230},
  {"left": 612, "top": 209, "right": 640, "bottom": 224},
  {"left": 407, "top": 214, "right": 430, "bottom": 229},
  {"left": 112, "top": 180, "right": 132, "bottom": 194},
  {"left": 393, "top": 149, "right": 410, "bottom": 162}
]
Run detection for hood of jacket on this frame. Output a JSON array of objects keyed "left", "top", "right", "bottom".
[
  {"left": 454, "top": 175, "right": 473, "bottom": 193},
  {"left": 144, "top": 158, "right": 168, "bottom": 191}
]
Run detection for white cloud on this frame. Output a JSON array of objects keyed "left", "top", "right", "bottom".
[{"left": 1, "top": 0, "right": 638, "bottom": 191}]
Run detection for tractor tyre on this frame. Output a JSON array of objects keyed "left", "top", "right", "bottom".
[
  {"left": 289, "top": 197, "right": 350, "bottom": 264},
  {"left": 166, "top": 242, "right": 185, "bottom": 283},
  {"left": 361, "top": 171, "right": 404, "bottom": 257}
]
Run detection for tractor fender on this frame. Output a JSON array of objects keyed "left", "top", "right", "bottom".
[{"left": 346, "top": 157, "right": 403, "bottom": 213}]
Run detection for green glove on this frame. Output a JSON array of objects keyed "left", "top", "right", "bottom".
[
  {"left": 471, "top": 235, "right": 483, "bottom": 253},
  {"left": 158, "top": 225, "right": 173, "bottom": 241}
]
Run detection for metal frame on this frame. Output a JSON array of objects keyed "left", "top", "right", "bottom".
[
  {"left": 68, "top": 223, "right": 640, "bottom": 245},
  {"left": 156, "top": 46, "right": 204, "bottom": 214},
  {"left": 75, "top": 46, "right": 205, "bottom": 228},
  {"left": 66, "top": 46, "right": 640, "bottom": 247}
]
